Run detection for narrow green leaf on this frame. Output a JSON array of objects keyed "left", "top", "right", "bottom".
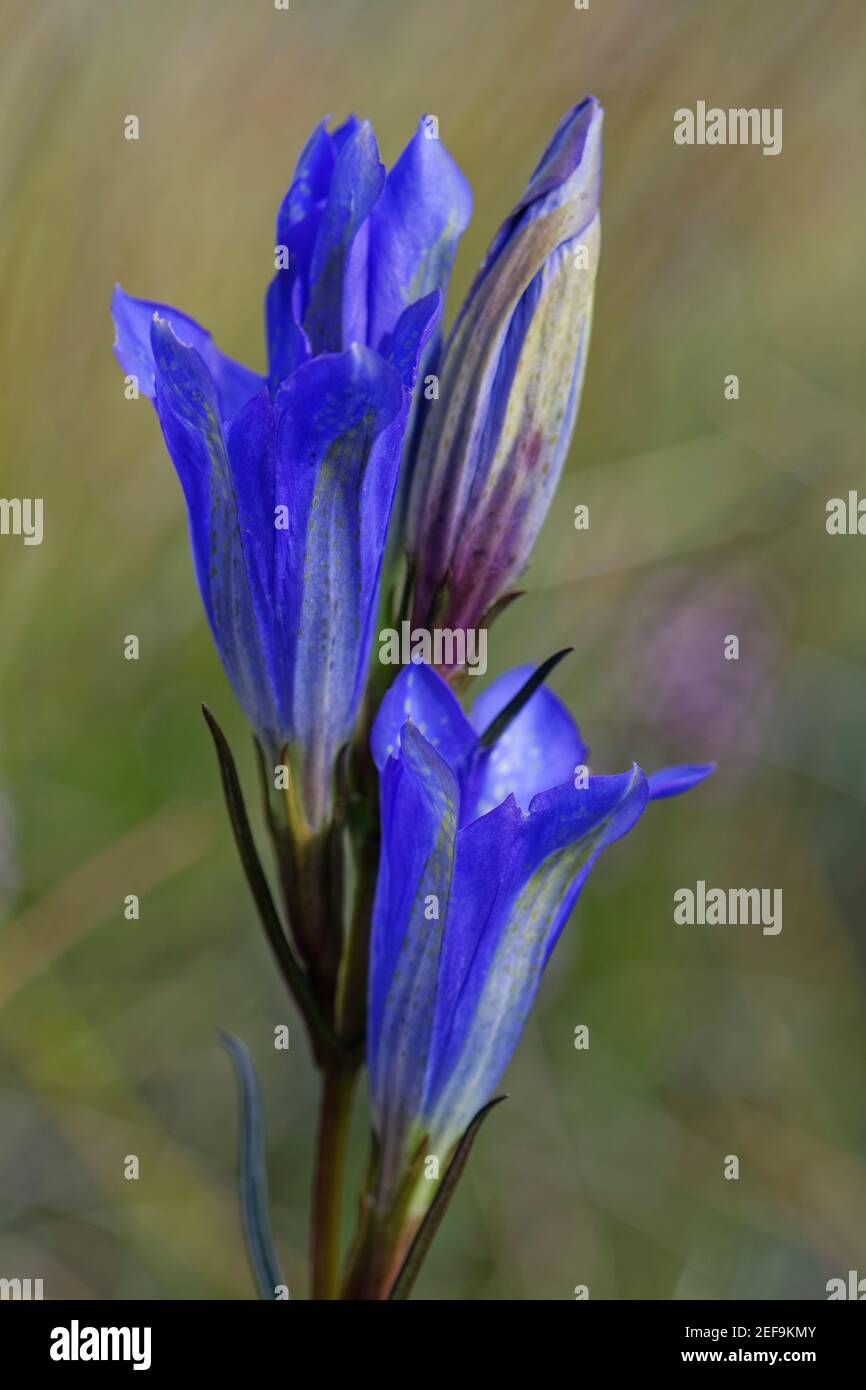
[
  {"left": 479, "top": 648, "right": 573, "bottom": 749},
  {"left": 202, "top": 705, "right": 337, "bottom": 1056},
  {"left": 388, "top": 1095, "right": 508, "bottom": 1300},
  {"left": 221, "top": 1032, "right": 284, "bottom": 1301}
]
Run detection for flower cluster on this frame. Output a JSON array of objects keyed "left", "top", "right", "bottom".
[{"left": 113, "top": 98, "right": 714, "bottom": 1300}]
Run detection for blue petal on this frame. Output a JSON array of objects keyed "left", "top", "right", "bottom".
[
  {"left": 265, "top": 197, "right": 318, "bottom": 389},
  {"left": 372, "top": 121, "right": 472, "bottom": 524},
  {"left": 371, "top": 663, "right": 476, "bottom": 777},
  {"left": 366, "top": 118, "right": 473, "bottom": 355},
  {"left": 331, "top": 114, "right": 361, "bottom": 155},
  {"left": 383, "top": 290, "right": 442, "bottom": 391},
  {"left": 112, "top": 285, "right": 262, "bottom": 421},
  {"left": 271, "top": 344, "right": 406, "bottom": 825},
  {"left": 368, "top": 723, "right": 460, "bottom": 1190},
  {"left": 466, "top": 665, "right": 588, "bottom": 816},
  {"left": 275, "top": 118, "right": 336, "bottom": 232},
  {"left": 303, "top": 121, "right": 385, "bottom": 355},
  {"left": 648, "top": 762, "right": 716, "bottom": 800},
  {"left": 149, "top": 316, "right": 281, "bottom": 747},
  {"left": 423, "top": 765, "right": 649, "bottom": 1151},
  {"left": 265, "top": 120, "right": 337, "bottom": 388}
]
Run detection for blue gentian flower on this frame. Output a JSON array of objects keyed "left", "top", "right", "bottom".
[
  {"left": 406, "top": 96, "right": 603, "bottom": 646},
  {"left": 112, "top": 116, "right": 471, "bottom": 828},
  {"left": 367, "top": 663, "right": 714, "bottom": 1201}
]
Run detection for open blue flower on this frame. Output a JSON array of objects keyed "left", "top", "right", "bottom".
[
  {"left": 406, "top": 96, "right": 603, "bottom": 648},
  {"left": 367, "top": 663, "right": 714, "bottom": 1198},
  {"left": 111, "top": 116, "right": 471, "bottom": 827}
]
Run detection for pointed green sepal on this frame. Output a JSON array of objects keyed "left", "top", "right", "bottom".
[
  {"left": 479, "top": 648, "right": 573, "bottom": 749},
  {"left": 202, "top": 704, "right": 338, "bottom": 1060},
  {"left": 388, "top": 1095, "right": 508, "bottom": 1300}
]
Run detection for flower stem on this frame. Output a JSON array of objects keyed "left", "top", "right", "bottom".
[{"left": 311, "top": 1060, "right": 357, "bottom": 1299}]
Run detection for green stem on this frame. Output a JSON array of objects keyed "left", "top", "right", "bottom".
[
  {"left": 311, "top": 1061, "right": 357, "bottom": 1299},
  {"left": 335, "top": 821, "right": 379, "bottom": 1046}
]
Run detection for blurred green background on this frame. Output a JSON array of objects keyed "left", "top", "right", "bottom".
[{"left": 1, "top": 0, "right": 865, "bottom": 1300}]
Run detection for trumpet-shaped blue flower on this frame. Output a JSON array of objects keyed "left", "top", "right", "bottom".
[
  {"left": 367, "top": 663, "right": 714, "bottom": 1197},
  {"left": 112, "top": 116, "right": 471, "bottom": 827},
  {"left": 406, "top": 96, "right": 603, "bottom": 645}
]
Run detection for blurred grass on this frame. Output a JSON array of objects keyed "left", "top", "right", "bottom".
[{"left": 1, "top": 0, "right": 865, "bottom": 1299}]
